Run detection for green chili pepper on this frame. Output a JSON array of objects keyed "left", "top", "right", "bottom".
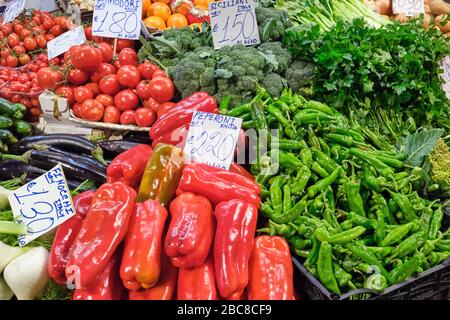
[
  {"left": 318, "top": 138, "right": 331, "bottom": 158},
  {"left": 362, "top": 166, "right": 389, "bottom": 193},
  {"left": 373, "top": 193, "right": 397, "bottom": 225},
  {"left": 333, "top": 263, "right": 352, "bottom": 288},
  {"left": 317, "top": 241, "right": 341, "bottom": 294},
  {"left": 241, "top": 120, "right": 255, "bottom": 130},
  {"left": 278, "top": 139, "right": 304, "bottom": 151},
  {"left": 380, "top": 221, "right": 417, "bottom": 247},
  {"left": 428, "top": 252, "right": 450, "bottom": 266},
  {"left": 346, "top": 212, "right": 376, "bottom": 229},
  {"left": 306, "top": 126, "right": 321, "bottom": 150},
  {"left": 428, "top": 208, "right": 443, "bottom": 240},
  {"left": 305, "top": 236, "right": 320, "bottom": 267},
  {"left": 436, "top": 239, "right": 450, "bottom": 252},
  {"left": 295, "top": 249, "right": 311, "bottom": 258},
  {"left": 365, "top": 274, "right": 387, "bottom": 291},
  {"left": 278, "top": 151, "right": 303, "bottom": 170},
  {"left": 290, "top": 165, "right": 311, "bottom": 195},
  {"left": 367, "top": 246, "right": 394, "bottom": 259},
  {"left": 268, "top": 221, "right": 296, "bottom": 237},
  {"left": 307, "top": 167, "right": 340, "bottom": 198},
  {"left": 390, "top": 231, "right": 426, "bottom": 260},
  {"left": 283, "top": 184, "right": 291, "bottom": 213},
  {"left": 340, "top": 220, "right": 353, "bottom": 230},
  {"left": 391, "top": 193, "right": 417, "bottom": 222},
  {"left": 227, "top": 104, "right": 250, "bottom": 117},
  {"left": 271, "top": 196, "right": 309, "bottom": 224},
  {"left": 311, "top": 162, "right": 330, "bottom": 178},
  {"left": 218, "top": 96, "right": 231, "bottom": 114},
  {"left": 314, "top": 226, "right": 366, "bottom": 244},
  {"left": 311, "top": 147, "right": 340, "bottom": 174},
  {"left": 324, "top": 133, "right": 360, "bottom": 148},
  {"left": 350, "top": 148, "right": 395, "bottom": 179},
  {"left": 374, "top": 209, "right": 386, "bottom": 246},
  {"left": 388, "top": 198, "right": 398, "bottom": 216},
  {"left": 269, "top": 175, "right": 286, "bottom": 213},
  {"left": 290, "top": 236, "right": 312, "bottom": 250},
  {"left": 390, "top": 252, "right": 425, "bottom": 283},
  {"left": 300, "top": 145, "right": 312, "bottom": 168},
  {"left": 267, "top": 104, "right": 291, "bottom": 127},
  {"left": 344, "top": 180, "right": 366, "bottom": 217},
  {"left": 304, "top": 100, "right": 335, "bottom": 115},
  {"left": 374, "top": 154, "right": 404, "bottom": 169}
]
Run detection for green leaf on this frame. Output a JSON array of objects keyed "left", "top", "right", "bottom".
[{"left": 401, "top": 128, "right": 445, "bottom": 167}]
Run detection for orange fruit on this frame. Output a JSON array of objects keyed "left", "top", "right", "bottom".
[
  {"left": 147, "top": 2, "right": 172, "bottom": 21},
  {"left": 193, "top": 0, "right": 212, "bottom": 7},
  {"left": 189, "top": 23, "right": 203, "bottom": 31},
  {"left": 144, "top": 16, "right": 167, "bottom": 30},
  {"left": 143, "top": 0, "right": 152, "bottom": 17},
  {"left": 167, "top": 14, "right": 188, "bottom": 28},
  {"left": 153, "top": 0, "right": 170, "bottom": 3}
]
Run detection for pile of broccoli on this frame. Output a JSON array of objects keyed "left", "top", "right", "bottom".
[{"left": 429, "top": 139, "right": 450, "bottom": 196}]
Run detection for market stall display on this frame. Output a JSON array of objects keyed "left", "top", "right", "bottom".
[{"left": 0, "top": 0, "right": 448, "bottom": 301}]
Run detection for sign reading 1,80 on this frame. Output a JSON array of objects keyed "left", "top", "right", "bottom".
[
  {"left": 92, "top": 0, "right": 143, "bottom": 40},
  {"left": 392, "top": 0, "right": 424, "bottom": 16},
  {"left": 209, "top": 0, "right": 260, "bottom": 49}
]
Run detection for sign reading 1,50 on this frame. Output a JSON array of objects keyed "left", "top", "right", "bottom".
[
  {"left": 219, "top": 10, "right": 256, "bottom": 44},
  {"left": 94, "top": 11, "right": 139, "bottom": 35}
]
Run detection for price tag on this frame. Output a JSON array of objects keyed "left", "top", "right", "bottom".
[
  {"left": 209, "top": 0, "right": 260, "bottom": 49},
  {"left": 441, "top": 56, "right": 450, "bottom": 99},
  {"left": 184, "top": 111, "right": 242, "bottom": 170},
  {"left": 8, "top": 164, "right": 76, "bottom": 246},
  {"left": 392, "top": 0, "right": 424, "bottom": 16},
  {"left": 2, "top": 0, "right": 25, "bottom": 24},
  {"left": 47, "top": 26, "right": 86, "bottom": 60},
  {"left": 92, "top": 0, "right": 142, "bottom": 40}
]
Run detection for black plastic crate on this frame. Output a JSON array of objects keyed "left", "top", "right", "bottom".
[{"left": 293, "top": 255, "right": 450, "bottom": 300}]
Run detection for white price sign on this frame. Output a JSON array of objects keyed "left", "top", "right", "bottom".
[
  {"left": 92, "top": 0, "right": 142, "bottom": 40},
  {"left": 209, "top": 0, "right": 260, "bottom": 49},
  {"left": 47, "top": 26, "right": 86, "bottom": 60},
  {"left": 8, "top": 164, "right": 76, "bottom": 246},
  {"left": 2, "top": 0, "right": 25, "bottom": 24},
  {"left": 184, "top": 111, "right": 242, "bottom": 170},
  {"left": 441, "top": 56, "right": 450, "bottom": 99},
  {"left": 392, "top": 0, "right": 424, "bottom": 16}
]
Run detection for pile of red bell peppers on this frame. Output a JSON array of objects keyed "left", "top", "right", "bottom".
[{"left": 47, "top": 142, "right": 296, "bottom": 300}]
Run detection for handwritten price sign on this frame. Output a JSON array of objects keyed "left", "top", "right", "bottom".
[
  {"left": 184, "top": 111, "right": 242, "bottom": 170},
  {"left": 441, "top": 56, "right": 450, "bottom": 99},
  {"left": 209, "top": 0, "right": 260, "bottom": 49},
  {"left": 92, "top": 0, "right": 142, "bottom": 40},
  {"left": 47, "top": 26, "right": 86, "bottom": 60},
  {"left": 392, "top": 0, "right": 424, "bottom": 16},
  {"left": 8, "top": 164, "right": 76, "bottom": 246},
  {"left": 2, "top": 0, "right": 25, "bottom": 24}
]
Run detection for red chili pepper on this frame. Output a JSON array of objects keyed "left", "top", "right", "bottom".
[
  {"left": 128, "top": 253, "right": 178, "bottom": 300},
  {"left": 47, "top": 190, "right": 95, "bottom": 285},
  {"left": 106, "top": 144, "right": 153, "bottom": 189},
  {"left": 214, "top": 199, "right": 258, "bottom": 299},
  {"left": 176, "top": 163, "right": 261, "bottom": 207},
  {"left": 248, "top": 236, "right": 294, "bottom": 300},
  {"left": 177, "top": 255, "right": 217, "bottom": 300},
  {"left": 66, "top": 182, "right": 136, "bottom": 288},
  {"left": 120, "top": 200, "right": 168, "bottom": 290},
  {"left": 72, "top": 250, "right": 123, "bottom": 300},
  {"left": 165, "top": 192, "right": 214, "bottom": 268}
]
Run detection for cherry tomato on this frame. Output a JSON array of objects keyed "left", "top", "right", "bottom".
[
  {"left": 11, "top": 94, "right": 21, "bottom": 103},
  {"left": 84, "top": 26, "right": 93, "bottom": 41},
  {"left": 148, "top": 77, "right": 174, "bottom": 103},
  {"left": 43, "top": 18, "right": 55, "bottom": 30},
  {"left": 103, "top": 106, "right": 121, "bottom": 124},
  {"left": 13, "top": 45, "right": 26, "bottom": 56},
  {"left": 55, "top": 86, "right": 75, "bottom": 105},
  {"left": 18, "top": 54, "right": 30, "bottom": 66},
  {"left": 23, "top": 37, "right": 38, "bottom": 51},
  {"left": 28, "top": 107, "right": 42, "bottom": 121},
  {"left": 117, "top": 65, "right": 140, "bottom": 88},
  {"left": 84, "top": 82, "right": 100, "bottom": 96},
  {"left": 31, "top": 97, "right": 40, "bottom": 107},
  {"left": 90, "top": 63, "right": 116, "bottom": 83},
  {"left": 19, "top": 29, "right": 32, "bottom": 39},
  {"left": 99, "top": 74, "right": 121, "bottom": 96},
  {"left": 67, "top": 68, "right": 89, "bottom": 85},
  {"left": 48, "top": 57, "right": 61, "bottom": 66},
  {"left": 35, "top": 35, "right": 47, "bottom": 48},
  {"left": 74, "top": 86, "right": 94, "bottom": 103},
  {"left": 17, "top": 74, "right": 29, "bottom": 83},
  {"left": 70, "top": 44, "right": 103, "bottom": 73},
  {"left": 157, "top": 101, "right": 175, "bottom": 117},
  {"left": 0, "top": 48, "right": 10, "bottom": 58},
  {"left": 50, "top": 25, "right": 64, "bottom": 37},
  {"left": 13, "top": 24, "right": 24, "bottom": 36},
  {"left": 138, "top": 61, "right": 159, "bottom": 79},
  {"left": 119, "top": 48, "right": 138, "bottom": 66},
  {"left": 116, "top": 39, "right": 134, "bottom": 52},
  {"left": 6, "top": 56, "right": 19, "bottom": 68},
  {"left": 135, "top": 107, "right": 156, "bottom": 127},
  {"left": 7, "top": 33, "right": 20, "bottom": 47},
  {"left": 120, "top": 110, "right": 136, "bottom": 125},
  {"left": 80, "top": 99, "right": 104, "bottom": 122},
  {"left": 114, "top": 89, "right": 139, "bottom": 111},
  {"left": 136, "top": 80, "right": 153, "bottom": 100},
  {"left": 95, "top": 94, "right": 114, "bottom": 107},
  {"left": 1, "top": 24, "right": 12, "bottom": 36},
  {"left": 152, "top": 69, "right": 168, "bottom": 79},
  {"left": 97, "top": 42, "right": 113, "bottom": 63},
  {"left": 45, "top": 34, "right": 55, "bottom": 41},
  {"left": 20, "top": 98, "right": 32, "bottom": 108}
]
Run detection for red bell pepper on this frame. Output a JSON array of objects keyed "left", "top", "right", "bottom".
[
  {"left": 106, "top": 144, "right": 153, "bottom": 189},
  {"left": 176, "top": 163, "right": 261, "bottom": 207},
  {"left": 177, "top": 255, "right": 217, "bottom": 300},
  {"left": 248, "top": 236, "right": 294, "bottom": 300},
  {"left": 151, "top": 123, "right": 190, "bottom": 149},
  {"left": 66, "top": 182, "right": 136, "bottom": 288},
  {"left": 165, "top": 192, "right": 214, "bottom": 268},
  {"left": 214, "top": 199, "right": 258, "bottom": 299},
  {"left": 120, "top": 200, "right": 168, "bottom": 290},
  {"left": 72, "top": 250, "right": 123, "bottom": 300},
  {"left": 47, "top": 190, "right": 95, "bottom": 285},
  {"left": 229, "top": 162, "right": 255, "bottom": 181},
  {"left": 128, "top": 253, "right": 178, "bottom": 300}
]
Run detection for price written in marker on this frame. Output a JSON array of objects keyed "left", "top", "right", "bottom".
[
  {"left": 184, "top": 111, "right": 242, "bottom": 170},
  {"left": 47, "top": 26, "right": 87, "bottom": 60},
  {"left": 8, "top": 164, "right": 76, "bottom": 246},
  {"left": 209, "top": 0, "right": 260, "bottom": 49},
  {"left": 392, "top": 0, "right": 424, "bottom": 16},
  {"left": 441, "top": 56, "right": 450, "bottom": 99},
  {"left": 2, "top": 0, "right": 25, "bottom": 24},
  {"left": 92, "top": 0, "right": 142, "bottom": 40}
]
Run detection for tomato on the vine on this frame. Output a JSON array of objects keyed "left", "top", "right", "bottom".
[
  {"left": 1, "top": 24, "right": 12, "bottom": 36},
  {"left": 43, "top": 18, "right": 55, "bottom": 30},
  {"left": 37, "top": 67, "right": 63, "bottom": 90},
  {"left": 19, "top": 29, "right": 32, "bottom": 39},
  {"left": 18, "top": 54, "right": 30, "bottom": 65},
  {"left": 120, "top": 110, "right": 136, "bottom": 125},
  {"left": 13, "top": 24, "right": 24, "bottom": 35},
  {"left": 0, "top": 48, "right": 10, "bottom": 58},
  {"left": 103, "top": 106, "right": 120, "bottom": 124},
  {"left": 152, "top": 69, "right": 168, "bottom": 79},
  {"left": 114, "top": 89, "right": 139, "bottom": 111},
  {"left": 67, "top": 68, "right": 89, "bottom": 85},
  {"left": 23, "top": 37, "right": 37, "bottom": 51},
  {"left": 7, "top": 33, "right": 19, "bottom": 47},
  {"left": 99, "top": 74, "right": 121, "bottom": 96},
  {"left": 50, "top": 25, "right": 64, "bottom": 37},
  {"left": 35, "top": 35, "right": 47, "bottom": 48},
  {"left": 117, "top": 65, "right": 141, "bottom": 88},
  {"left": 45, "top": 34, "right": 55, "bottom": 41},
  {"left": 135, "top": 108, "right": 156, "bottom": 127},
  {"left": 74, "top": 86, "right": 94, "bottom": 103},
  {"left": 6, "top": 56, "right": 19, "bottom": 68}
]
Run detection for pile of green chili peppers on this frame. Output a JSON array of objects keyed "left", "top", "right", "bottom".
[{"left": 231, "top": 88, "right": 450, "bottom": 297}]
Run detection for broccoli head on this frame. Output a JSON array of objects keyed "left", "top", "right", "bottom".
[
  {"left": 261, "top": 72, "right": 287, "bottom": 97},
  {"left": 257, "top": 42, "right": 292, "bottom": 74},
  {"left": 285, "top": 60, "right": 315, "bottom": 93},
  {"left": 429, "top": 139, "right": 450, "bottom": 196},
  {"left": 255, "top": 7, "right": 291, "bottom": 42}
]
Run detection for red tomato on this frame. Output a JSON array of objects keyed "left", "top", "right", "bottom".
[
  {"left": 20, "top": 98, "right": 32, "bottom": 108},
  {"left": 95, "top": 94, "right": 114, "bottom": 107},
  {"left": 23, "top": 37, "right": 37, "bottom": 51},
  {"left": 13, "top": 24, "right": 24, "bottom": 36},
  {"left": 7, "top": 33, "right": 19, "bottom": 47},
  {"left": 152, "top": 69, "right": 168, "bottom": 79},
  {"left": 31, "top": 97, "right": 40, "bottom": 107},
  {"left": 6, "top": 55, "right": 19, "bottom": 68},
  {"left": 10, "top": 94, "right": 21, "bottom": 103},
  {"left": 84, "top": 82, "right": 100, "bottom": 96},
  {"left": 97, "top": 42, "right": 113, "bottom": 63},
  {"left": 84, "top": 26, "right": 93, "bottom": 41},
  {"left": 17, "top": 74, "right": 29, "bottom": 83},
  {"left": 157, "top": 101, "right": 176, "bottom": 117},
  {"left": 116, "top": 39, "right": 134, "bottom": 52},
  {"left": 45, "top": 34, "right": 56, "bottom": 41},
  {"left": 72, "top": 103, "right": 83, "bottom": 117},
  {"left": 55, "top": 86, "right": 75, "bottom": 105},
  {"left": 136, "top": 80, "right": 153, "bottom": 100},
  {"left": 135, "top": 108, "right": 156, "bottom": 127},
  {"left": 99, "top": 74, "right": 121, "bottom": 96},
  {"left": 0, "top": 48, "right": 10, "bottom": 58},
  {"left": 119, "top": 48, "right": 138, "bottom": 66},
  {"left": 54, "top": 16, "right": 69, "bottom": 30},
  {"left": 148, "top": 77, "right": 174, "bottom": 103},
  {"left": 19, "top": 29, "right": 32, "bottom": 39},
  {"left": 120, "top": 110, "right": 136, "bottom": 125},
  {"left": 67, "top": 68, "right": 89, "bottom": 85},
  {"left": 43, "top": 18, "right": 55, "bottom": 30},
  {"left": 1, "top": 24, "right": 12, "bottom": 36},
  {"left": 70, "top": 44, "right": 103, "bottom": 73},
  {"left": 114, "top": 89, "right": 139, "bottom": 111},
  {"left": 74, "top": 86, "right": 94, "bottom": 103},
  {"left": 138, "top": 61, "right": 159, "bottom": 79},
  {"left": 18, "top": 54, "right": 30, "bottom": 66},
  {"left": 113, "top": 59, "right": 122, "bottom": 71},
  {"left": 117, "top": 65, "right": 140, "bottom": 88},
  {"left": 90, "top": 63, "right": 116, "bottom": 83},
  {"left": 103, "top": 106, "right": 121, "bottom": 124},
  {"left": 143, "top": 97, "right": 160, "bottom": 112},
  {"left": 50, "top": 25, "right": 64, "bottom": 37},
  {"left": 80, "top": 99, "right": 104, "bottom": 122},
  {"left": 48, "top": 57, "right": 61, "bottom": 66},
  {"left": 35, "top": 35, "right": 47, "bottom": 48},
  {"left": 12, "top": 45, "right": 25, "bottom": 55}
]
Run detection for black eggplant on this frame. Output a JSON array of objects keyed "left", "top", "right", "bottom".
[
  {"left": 0, "top": 159, "right": 46, "bottom": 180},
  {"left": 11, "top": 134, "right": 107, "bottom": 165},
  {"left": 122, "top": 132, "right": 151, "bottom": 144},
  {"left": 98, "top": 140, "right": 141, "bottom": 158},
  {"left": 27, "top": 150, "right": 106, "bottom": 186}
]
